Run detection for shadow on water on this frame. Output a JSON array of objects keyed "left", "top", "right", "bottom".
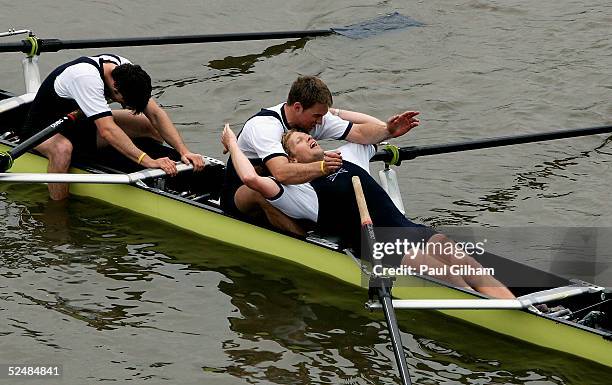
[
  {"left": 0, "top": 184, "right": 609, "bottom": 384},
  {"left": 151, "top": 39, "right": 308, "bottom": 100},
  {"left": 207, "top": 39, "right": 308, "bottom": 74}
]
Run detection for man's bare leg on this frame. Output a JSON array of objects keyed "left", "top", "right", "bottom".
[
  {"left": 96, "top": 109, "right": 163, "bottom": 147},
  {"left": 400, "top": 250, "right": 472, "bottom": 290},
  {"left": 424, "top": 233, "right": 515, "bottom": 299},
  {"left": 234, "top": 185, "right": 305, "bottom": 236},
  {"left": 35, "top": 134, "right": 73, "bottom": 200}
]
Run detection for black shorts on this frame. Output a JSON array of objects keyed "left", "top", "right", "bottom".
[
  {"left": 19, "top": 117, "right": 98, "bottom": 157},
  {"left": 220, "top": 185, "right": 242, "bottom": 217},
  {"left": 60, "top": 118, "right": 99, "bottom": 156},
  {"left": 220, "top": 157, "right": 243, "bottom": 217}
]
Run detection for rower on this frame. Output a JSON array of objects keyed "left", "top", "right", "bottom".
[
  {"left": 219, "top": 75, "right": 420, "bottom": 233},
  {"left": 17, "top": 53, "right": 204, "bottom": 200},
  {"left": 222, "top": 124, "right": 515, "bottom": 299}
]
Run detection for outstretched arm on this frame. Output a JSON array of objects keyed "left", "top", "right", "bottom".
[
  {"left": 221, "top": 124, "right": 280, "bottom": 199},
  {"left": 338, "top": 109, "right": 420, "bottom": 144},
  {"left": 144, "top": 99, "right": 205, "bottom": 171},
  {"left": 95, "top": 116, "right": 179, "bottom": 175}
]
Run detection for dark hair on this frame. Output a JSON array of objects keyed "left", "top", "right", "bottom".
[
  {"left": 287, "top": 76, "right": 333, "bottom": 110},
  {"left": 111, "top": 64, "right": 152, "bottom": 113}
]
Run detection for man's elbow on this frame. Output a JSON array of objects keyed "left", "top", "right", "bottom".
[
  {"left": 271, "top": 171, "right": 292, "bottom": 185},
  {"left": 242, "top": 173, "right": 262, "bottom": 191}
]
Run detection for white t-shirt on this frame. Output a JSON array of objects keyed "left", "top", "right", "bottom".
[
  {"left": 54, "top": 54, "right": 131, "bottom": 119},
  {"left": 268, "top": 142, "right": 376, "bottom": 222},
  {"left": 237, "top": 103, "right": 353, "bottom": 163}
]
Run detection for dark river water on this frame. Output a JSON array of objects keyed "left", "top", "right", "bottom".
[{"left": 0, "top": 1, "right": 611, "bottom": 384}]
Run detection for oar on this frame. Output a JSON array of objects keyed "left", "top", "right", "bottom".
[
  {"left": 365, "top": 284, "right": 604, "bottom": 314},
  {"left": 0, "top": 13, "right": 422, "bottom": 54},
  {"left": 0, "top": 110, "right": 82, "bottom": 172},
  {"left": 0, "top": 162, "right": 196, "bottom": 184},
  {"left": 372, "top": 124, "right": 612, "bottom": 164},
  {"left": 352, "top": 176, "right": 412, "bottom": 385}
]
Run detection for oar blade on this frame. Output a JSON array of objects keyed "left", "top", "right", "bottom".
[{"left": 332, "top": 12, "right": 424, "bottom": 39}]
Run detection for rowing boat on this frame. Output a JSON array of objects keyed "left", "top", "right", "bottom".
[
  {"left": 0, "top": 26, "right": 610, "bottom": 376},
  {"left": 1, "top": 86, "right": 610, "bottom": 368}
]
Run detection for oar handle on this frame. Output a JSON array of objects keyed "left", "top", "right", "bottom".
[
  {"left": 351, "top": 176, "right": 372, "bottom": 225},
  {"left": 352, "top": 176, "right": 378, "bottom": 268}
]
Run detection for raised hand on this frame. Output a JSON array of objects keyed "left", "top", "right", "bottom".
[
  {"left": 221, "top": 123, "right": 237, "bottom": 154},
  {"left": 387, "top": 111, "right": 420, "bottom": 139}
]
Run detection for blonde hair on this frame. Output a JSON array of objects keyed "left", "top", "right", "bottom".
[{"left": 281, "top": 129, "right": 300, "bottom": 157}]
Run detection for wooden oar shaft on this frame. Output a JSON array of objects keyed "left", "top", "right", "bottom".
[
  {"left": 351, "top": 176, "right": 372, "bottom": 225},
  {"left": 352, "top": 176, "right": 378, "bottom": 264},
  {"left": 0, "top": 30, "right": 332, "bottom": 54},
  {"left": 351, "top": 176, "right": 412, "bottom": 385},
  {"left": 371, "top": 124, "right": 612, "bottom": 163}
]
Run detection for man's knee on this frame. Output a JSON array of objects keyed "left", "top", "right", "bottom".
[
  {"left": 462, "top": 255, "right": 484, "bottom": 269},
  {"left": 112, "top": 110, "right": 159, "bottom": 140},
  {"left": 234, "top": 185, "right": 266, "bottom": 215},
  {"left": 425, "top": 233, "right": 454, "bottom": 258},
  {"left": 38, "top": 136, "right": 73, "bottom": 169},
  {"left": 233, "top": 185, "right": 303, "bottom": 235},
  {"left": 427, "top": 233, "right": 450, "bottom": 244}
]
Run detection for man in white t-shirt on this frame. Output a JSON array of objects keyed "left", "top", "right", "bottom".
[
  {"left": 20, "top": 54, "right": 204, "bottom": 200},
  {"left": 222, "top": 125, "right": 515, "bottom": 299},
  {"left": 221, "top": 75, "right": 420, "bottom": 233}
]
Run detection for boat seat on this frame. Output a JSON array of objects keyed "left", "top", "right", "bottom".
[{"left": 306, "top": 231, "right": 343, "bottom": 251}]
